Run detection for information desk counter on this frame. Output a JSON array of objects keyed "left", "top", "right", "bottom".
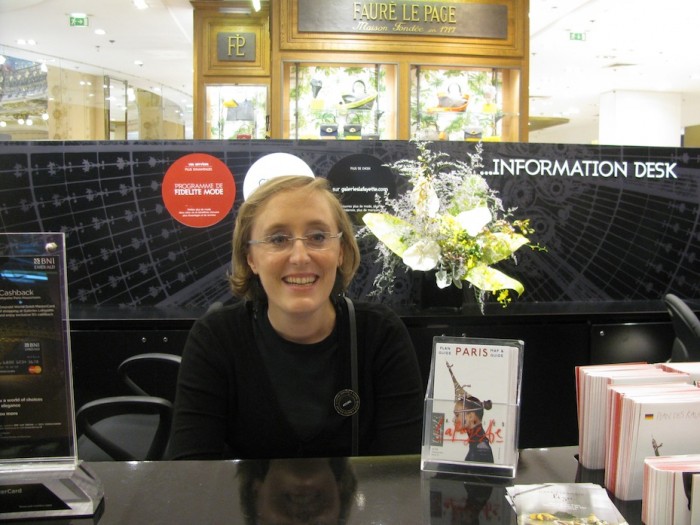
[{"left": 6, "top": 447, "right": 641, "bottom": 524}]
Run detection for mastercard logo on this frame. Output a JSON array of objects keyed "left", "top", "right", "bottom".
[{"left": 28, "top": 365, "right": 42, "bottom": 374}]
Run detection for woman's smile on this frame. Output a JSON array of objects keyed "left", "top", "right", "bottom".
[{"left": 283, "top": 274, "right": 318, "bottom": 286}]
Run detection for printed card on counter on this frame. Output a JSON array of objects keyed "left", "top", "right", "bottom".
[{"left": 505, "top": 483, "right": 628, "bottom": 525}]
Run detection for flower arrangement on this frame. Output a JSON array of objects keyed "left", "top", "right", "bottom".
[{"left": 362, "top": 141, "right": 541, "bottom": 310}]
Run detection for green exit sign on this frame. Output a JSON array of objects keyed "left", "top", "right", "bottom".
[
  {"left": 569, "top": 32, "right": 586, "bottom": 41},
  {"left": 70, "top": 15, "right": 89, "bottom": 27}
]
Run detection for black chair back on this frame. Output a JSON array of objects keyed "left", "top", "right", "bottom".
[
  {"left": 76, "top": 353, "right": 181, "bottom": 461},
  {"left": 76, "top": 396, "right": 173, "bottom": 460},
  {"left": 664, "top": 294, "right": 700, "bottom": 362},
  {"left": 118, "top": 352, "right": 182, "bottom": 402}
]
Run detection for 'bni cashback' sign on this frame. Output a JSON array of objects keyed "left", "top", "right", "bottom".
[{"left": 0, "top": 233, "right": 74, "bottom": 462}]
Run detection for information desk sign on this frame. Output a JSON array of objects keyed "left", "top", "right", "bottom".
[
  {"left": 0, "top": 233, "right": 103, "bottom": 520},
  {"left": 421, "top": 336, "right": 523, "bottom": 478}
]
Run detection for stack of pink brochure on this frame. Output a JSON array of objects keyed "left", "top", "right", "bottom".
[
  {"left": 605, "top": 380, "right": 700, "bottom": 500},
  {"left": 643, "top": 454, "right": 700, "bottom": 525},
  {"left": 575, "top": 363, "right": 691, "bottom": 470}
]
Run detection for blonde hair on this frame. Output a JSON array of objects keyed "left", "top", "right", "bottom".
[{"left": 229, "top": 175, "right": 360, "bottom": 301}]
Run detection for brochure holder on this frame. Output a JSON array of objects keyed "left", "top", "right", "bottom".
[
  {"left": 0, "top": 233, "right": 103, "bottom": 520},
  {"left": 421, "top": 336, "right": 523, "bottom": 478}
]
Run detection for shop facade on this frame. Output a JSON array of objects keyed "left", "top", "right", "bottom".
[{"left": 193, "top": 0, "right": 529, "bottom": 141}]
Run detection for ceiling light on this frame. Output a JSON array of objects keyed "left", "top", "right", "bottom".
[
  {"left": 133, "top": 0, "right": 148, "bottom": 9},
  {"left": 252, "top": 0, "right": 261, "bottom": 11},
  {"left": 94, "top": 29, "right": 106, "bottom": 35}
]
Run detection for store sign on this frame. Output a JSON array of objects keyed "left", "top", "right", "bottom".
[
  {"left": 297, "top": 0, "right": 508, "bottom": 39},
  {"left": 217, "top": 32, "right": 256, "bottom": 61}
]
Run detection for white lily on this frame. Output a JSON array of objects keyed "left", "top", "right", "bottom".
[
  {"left": 455, "top": 207, "right": 492, "bottom": 237},
  {"left": 402, "top": 239, "right": 440, "bottom": 271},
  {"left": 411, "top": 178, "right": 440, "bottom": 217},
  {"left": 435, "top": 269, "right": 452, "bottom": 289}
]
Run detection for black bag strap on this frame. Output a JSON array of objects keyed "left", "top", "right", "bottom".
[{"left": 344, "top": 296, "right": 359, "bottom": 456}]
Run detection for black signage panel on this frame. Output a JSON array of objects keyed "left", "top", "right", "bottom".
[{"left": 0, "top": 141, "right": 698, "bottom": 314}]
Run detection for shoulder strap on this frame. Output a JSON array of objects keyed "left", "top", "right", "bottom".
[{"left": 344, "top": 296, "right": 359, "bottom": 456}]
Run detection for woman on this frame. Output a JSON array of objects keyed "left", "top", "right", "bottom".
[
  {"left": 168, "top": 175, "right": 424, "bottom": 459},
  {"left": 453, "top": 395, "right": 494, "bottom": 464}
]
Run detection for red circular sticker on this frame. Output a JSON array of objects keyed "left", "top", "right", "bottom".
[{"left": 162, "top": 153, "right": 236, "bottom": 228}]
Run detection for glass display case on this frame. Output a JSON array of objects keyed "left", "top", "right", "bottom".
[
  {"left": 410, "top": 65, "right": 520, "bottom": 142},
  {"left": 284, "top": 62, "right": 397, "bottom": 140},
  {"left": 205, "top": 84, "right": 269, "bottom": 140}
]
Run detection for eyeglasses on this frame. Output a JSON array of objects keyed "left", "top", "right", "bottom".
[{"left": 248, "top": 231, "right": 343, "bottom": 252}]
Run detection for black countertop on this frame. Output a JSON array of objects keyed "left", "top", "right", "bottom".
[{"left": 3, "top": 447, "right": 642, "bottom": 525}]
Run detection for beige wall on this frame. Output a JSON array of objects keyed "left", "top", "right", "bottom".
[{"left": 48, "top": 67, "right": 106, "bottom": 140}]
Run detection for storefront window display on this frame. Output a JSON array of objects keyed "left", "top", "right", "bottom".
[
  {"left": 205, "top": 84, "right": 269, "bottom": 140},
  {"left": 285, "top": 63, "right": 397, "bottom": 140},
  {"left": 411, "top": 65, "right": 520, "bottom": 142}
]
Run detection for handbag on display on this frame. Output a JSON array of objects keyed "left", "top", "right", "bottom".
[
  {"left": 318, "top": 113, "right": 338, "bottom": 139},
  {"left": 343, "top": 114, "right": 362, "bottom": 140},
  {"left": 339, "top": 80, "right": 377, "bottom": 110},
  {"left": 464, "top": 126, "right": 483, "bottom": 140},
  {"left": 428, "top": 83, "right": 470, "bottom": 113}
]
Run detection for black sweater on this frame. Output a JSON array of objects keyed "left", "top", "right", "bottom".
[{"left": 168, "top": 299, "right": 424, "bottom": 459}]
